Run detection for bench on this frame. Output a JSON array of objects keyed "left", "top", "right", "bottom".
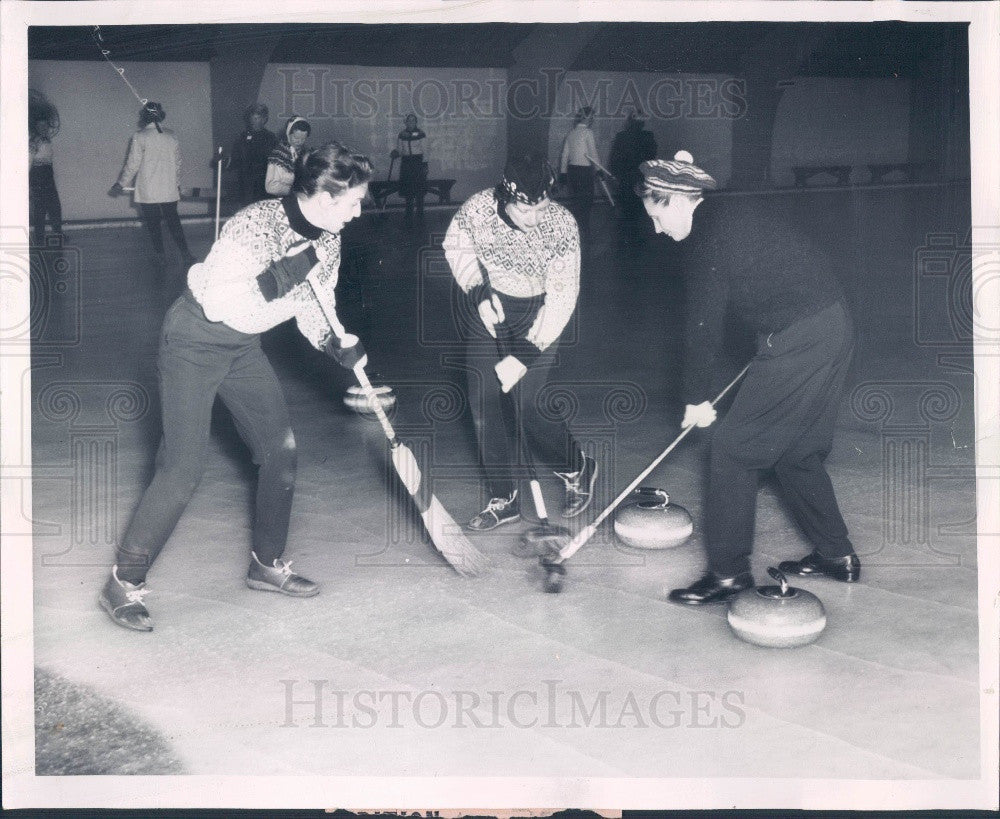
[
  {"left": 867, "top": 162, "right": 921, "bottom": 185},
  {"left": 791, "top": 165, "right": 853, "bottom": 187},
  {"left": 369, "top": 179, "right": 457, "bottom": 210}
]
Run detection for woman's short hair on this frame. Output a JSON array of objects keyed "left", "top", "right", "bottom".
[
  {"left": 634, "top": 181, "right": 702, "bottom": 206},
  {"left": 293, "top": 141, "right": 375, "bottom": 197}
]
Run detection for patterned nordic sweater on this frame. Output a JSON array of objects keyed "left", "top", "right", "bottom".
[
  {"left": 265, "top": 142, "right": 300, "bottom": 197},
  {"left": 443, "top": 189, "right": 580, "bottom": 364},
  {"left": 187, "top": 196, "right": 348, "bottom": 351}
]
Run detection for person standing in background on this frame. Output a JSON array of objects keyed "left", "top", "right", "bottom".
[
  {"left": 559, "top": 106, "right": 604, "bottom": 240},
  {"left": 396, "top": 113, "right": 427, "bottom": 225},
  {"left": 110, "top": 102, "right": 195, "bottom": 271},
  {"left": 608, "top": 110, "right": 658, "bottom": 247},
  {"left": 29, "top": 90, "right": 64, "bottom": 246},
  {"left": 231, "top": 103, "right": 277, "bottom": 207},
  {"left": 267, "top": 117, "right": 311, "bottom": 198}
]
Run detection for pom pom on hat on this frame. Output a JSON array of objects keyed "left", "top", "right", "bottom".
[{"left": 639, "top": 150, "right": 717, "bottom": 194}]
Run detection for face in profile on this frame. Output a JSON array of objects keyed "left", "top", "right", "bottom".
[
  {"left": 315, "top": 184, "right": 368, "bottom": 233},
  {"left": 643, "top": 195, "right": 702, "bottom": 241},
  {"left": 504, "top": 198, "right": 550, "bottom": 232}
]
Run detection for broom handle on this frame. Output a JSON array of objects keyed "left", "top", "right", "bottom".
[
  {"left": 214, "top": 147, "right": 223, "bottom": 241},
  {"left": 478, "top": 272, "right": 547, "bottom": 505},
  {"left": 583, "top": 363, "right": 750, "bottom": 535},
  {"left": 304, "top": 276, "right": 397, "bottom": 444}
]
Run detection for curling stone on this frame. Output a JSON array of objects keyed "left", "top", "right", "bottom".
[
  {"left": 613, "top": 487, "right": 693, "bottom": 550},
  {"left": 343, "top": 385, "right": 396, "bottom": 416},
  {"left": 727, "top": 567, "right": 827, "bottom": 648}
]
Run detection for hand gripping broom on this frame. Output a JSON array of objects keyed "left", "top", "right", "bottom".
[
  {"left": 305, "top": 277, "right": 489, "bottom": 577},
  {"left": 541, "top": 363, "right": 750, "bottom": 592}
]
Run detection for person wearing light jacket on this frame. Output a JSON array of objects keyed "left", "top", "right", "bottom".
[
  {"left": 99, "top": 142, "right": 373, "bottom": 632},
  {"left": 110, "top": 102, "right": 195, "bottom": 270}
]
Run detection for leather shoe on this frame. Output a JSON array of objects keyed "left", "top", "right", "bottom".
[
  {"left": 668, "top": 571, "right": 754, "bottom": 606},
  {"left": 779, "top": 550, "right": 860, "bottom": 582},
  {"left": 246, "top": 552, "right": 319, "bottom": 597}
]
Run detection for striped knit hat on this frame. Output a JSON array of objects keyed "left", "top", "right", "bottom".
[
  {"left": 498, "top": 153, "right": 555, "bottom": 205},
  {"left": 640, "top": 150, "right": 717, "bottom": 194}
]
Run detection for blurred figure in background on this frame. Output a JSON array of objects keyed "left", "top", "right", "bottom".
[
  {"left": 231, "top": 103, "right": 277, "bottom": 207},
  {"left": 110, "top": 102, "right": 195, "bottom": 271},
  {"left": 396, "top": 113, "right": 427, "bottom": 225},
  {"left": 266, "top": 116, "right": 311, "bottom": 197},
  {"left": 29, "top": 89, "right": 64, "bottom": 246},
  {"left": 608, "top": 110, "right": 657, "bottom": 248},
  {"left": 559, "top": 106, "right": 604, "bottom": 240}
]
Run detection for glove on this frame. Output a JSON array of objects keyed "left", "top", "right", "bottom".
[
  {"left": 495, "top": 354, "right": 528, "bottom": 394},
  {"left": 108, "top": 182, "right": 124, "bottom": 197},
  {"left": 477, "top": 293, "right": 505, "bottom": 339},
  {"left": 322, "top": 332, "right": 368, "bottom": 370},
  {"left": 256, "top": 240, "right": 319, "bottom": 302},
  {"left": 682, "top": 401, "right": 717, "bottom": 429}
]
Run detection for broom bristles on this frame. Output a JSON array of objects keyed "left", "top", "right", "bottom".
[{"left": 422, "top": 496, "right": 490, "bottom": 577}]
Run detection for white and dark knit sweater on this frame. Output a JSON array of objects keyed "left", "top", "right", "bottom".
[
  {"left": 443, "top": 189, "right": 580, "bottom": 360},
  {"left": 188, "top": 196, "right": 348, "bottom": 350}
]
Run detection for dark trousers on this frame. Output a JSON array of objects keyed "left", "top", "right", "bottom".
[
  {"left": 139, "top": 202, "right": 192, "bottom": 258},
  {"left": 116, "top": 293, "right": 296, "bottom": 583},
  {"left": 464, "top": 294, "right": 583, "bottom": 500},
  {"left": 566, "top": 164, "right": 595, "bottom": 236},
  {"left": 29, "top": 165, "right": 62, "bottom": 244},
  {"left": 705, "top": 300, "right": 855, "bottom": 577},
  {"left": 399, "top": 155, "right": 426, "bottom": 219}
]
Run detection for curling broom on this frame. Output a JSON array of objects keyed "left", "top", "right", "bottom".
[
  {"left": 305, "top": 277, "right": 489, "bottom": 577},
  {"left": 541, "top": 363, "right": 751, "bottom": 591}
]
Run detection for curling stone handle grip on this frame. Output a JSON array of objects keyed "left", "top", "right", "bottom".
[
  {"left": 530, "top": 479, "right": 549, "bottom": 521},
  {"left": 767, "top": 566, "right": 790, "bottom": 596}
]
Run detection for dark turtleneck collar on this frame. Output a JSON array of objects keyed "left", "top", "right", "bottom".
[{"left": 281, "top": 194, "right": 323, "bottom": 240}]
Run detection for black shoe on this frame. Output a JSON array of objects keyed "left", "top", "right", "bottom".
[
  {"left": 98, "top": 566, "right": 153, "bottom": 631},
  {"left": 668, "top": 571, "right": 754, "bottom": 606},
  {"left": 554, "top": 455, "right": 598, "bottom": 518},
  {"left": 467, "top": 492, "right": 520, "bottom": 532},
  {"left": 778, "top": 551, "right": 861, "bottom": 582},
  {"left": 246, "top": 551, "right": 320, "bottom": 597}
]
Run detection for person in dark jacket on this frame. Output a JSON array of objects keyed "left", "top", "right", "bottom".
[
  {"left": 637, "top": 151, "right": 861, "bottom": 606},
  {"left": 230, "top": 103, "right": 277, "bottom": 206},
  {"left": 608, "top": 111, "right": 657, "bottom": 247}
]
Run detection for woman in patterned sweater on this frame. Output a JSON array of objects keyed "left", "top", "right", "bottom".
[
  {"left": 265, "top": 115, "right": 311, "bottom": 197},
  {"left": 100, "top": 142, "right": 373, "bottom": 632},
  {"left": 444, "top": 153, "right": 598, "bottom": 531}
]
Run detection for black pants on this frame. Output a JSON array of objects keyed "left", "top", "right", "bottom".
[
  {"left": 465, "top": 293, "right": 584, "bottom": 500},
  {"left": 29, "top": 165, "right": 62, "bottom": 244},
  {"left": 399, "top": 155, "right": 426, "bottom": 219},
  {"left": 566, "top": 165, "right": 595, "bottom": 236},
  {"left": 139, "top": 202, "right": 192, "bottom": 258},
  {"left": 116, "top": 292, "right": 296, "bottom": 583},
  {"left": 705, "top": 300, "right": 855, "bottom": 577}
]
